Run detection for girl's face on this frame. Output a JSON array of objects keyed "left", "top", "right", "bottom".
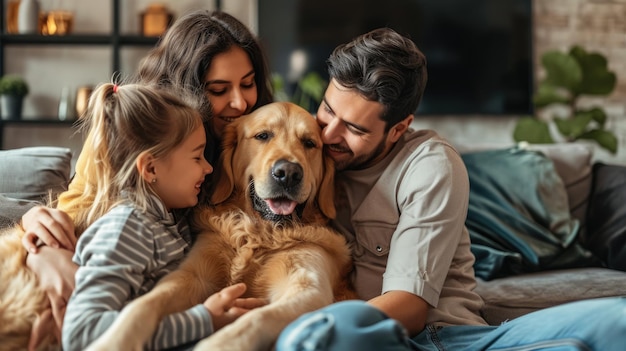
[
  {"left": 152, "top": 125, "right": 213, "bottom": 210},
  {"left": 205, "top": 46, "right": 258, "bottom": 138}
]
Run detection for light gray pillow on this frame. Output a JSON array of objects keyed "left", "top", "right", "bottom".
[
  {"left": 520, "top": 143, "right": 593, "bottom": 226},
  {"left": 0, "top": 146, "right": 72, "bottom": 202}
]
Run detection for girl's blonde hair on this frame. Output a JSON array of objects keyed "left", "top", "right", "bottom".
[{"left": 74, "top": 82, "right": 203, "bottom": 228}]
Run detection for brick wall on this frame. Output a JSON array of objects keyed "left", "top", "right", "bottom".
[
  {"left": 534, "top": 0, "right": 626, "bottom": 161},
  {"left": 534, "top": 0, "right": 626, "bottom": 104}
]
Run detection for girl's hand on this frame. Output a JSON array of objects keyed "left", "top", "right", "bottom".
[
  {"left": 26, "top": 246, "right": 78, "bottom": 332},
  {"left": 204, "top": 283, "right": 268, "bottom": 330},
  {"left": 21, "top": 205, "right": 76, "bottom": 253}
]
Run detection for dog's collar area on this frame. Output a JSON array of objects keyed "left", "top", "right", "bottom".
[{"left": 249, "top": 182, "right": 305, "bottom": 224}]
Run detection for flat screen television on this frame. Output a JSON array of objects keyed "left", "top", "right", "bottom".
[{"left": 257, "top": 0, "right": 533, "bottom": 115}]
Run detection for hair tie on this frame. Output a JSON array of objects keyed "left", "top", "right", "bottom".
[{"left": 113, "top": 84, "right": 119, "bottom": 93}]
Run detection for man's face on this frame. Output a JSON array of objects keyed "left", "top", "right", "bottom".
[{"left": 316, "top": 79, "right": 395, "bottom": 171}]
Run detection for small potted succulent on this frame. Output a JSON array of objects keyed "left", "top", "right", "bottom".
[{"left": 0, "top": 74, "right": 29, "bottom": 120}]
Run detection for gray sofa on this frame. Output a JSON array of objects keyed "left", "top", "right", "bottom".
[
  {"left": 460, "top": 142, "right": 626, "bottom": 324},
  {"left": 1, "top": 144, "right": 624, "bottom": 326}
]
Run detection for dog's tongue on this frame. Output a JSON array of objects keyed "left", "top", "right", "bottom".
[{"left": 266, "top": 198, "right": 298, "bottom": 215}]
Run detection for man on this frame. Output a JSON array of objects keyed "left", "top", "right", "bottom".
[{"left": 276, "top": 27, "right": 626, "bottom": 351}]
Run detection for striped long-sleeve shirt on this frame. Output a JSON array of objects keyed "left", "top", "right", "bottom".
[{"left": 62, "top": 196, "right": 212, "bottom": 350}]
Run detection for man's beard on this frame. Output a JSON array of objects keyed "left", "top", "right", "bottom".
[{"left": 334, "top": 135, "right": 388, "bottom": 171}]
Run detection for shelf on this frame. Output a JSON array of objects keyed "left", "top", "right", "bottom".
[
  {"left": 0, "top": 0, "right": 163, "bottom": 149},
  {"left": 0, "top": 34, "right": 159, "bottom": 46},
  {"left": 0, "top": 119, "right": 77, "bottom": 126},
  {"left": 0, "top": 119, "right": 78, "bottom": 149},
  {"left": 119, "top": 35, "right": 160, "bottom": 46},
  {"left": 0, "top": 34, "right": 112, "bottom": 45}
]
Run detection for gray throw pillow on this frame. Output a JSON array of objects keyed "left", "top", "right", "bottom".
[
  {"left": 0, "top": 146, "right": 72, "bottom": 202},
  {"left": 0, "top": 194, "right": 38, "bottom": 228}
]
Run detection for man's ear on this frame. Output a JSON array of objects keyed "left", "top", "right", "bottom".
[
  {"left": 136, "top": 151, "right": 156, "bottom": 183},
  {"left": 388, "top": 114, "right": 414, "bottom": 143}
]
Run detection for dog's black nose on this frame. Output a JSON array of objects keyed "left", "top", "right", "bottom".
[{"left": 272, "top": 159, "right": 303, "bottom": 188}]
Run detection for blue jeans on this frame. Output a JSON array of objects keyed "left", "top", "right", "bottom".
[{"left": 276, "top": 297, "right": 626, "bottom": 351}]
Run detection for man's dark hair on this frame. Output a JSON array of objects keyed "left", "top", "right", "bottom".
[{"left": 327, "top": 28, "right": 428, "bottom": 130}]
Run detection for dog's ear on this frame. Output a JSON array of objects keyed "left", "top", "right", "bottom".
[
  {"left": 317, "top": 154, "right": 336, "bottom": 219},
  {"left": 210, "top": 124, "right": 237, "bottom": 204}
]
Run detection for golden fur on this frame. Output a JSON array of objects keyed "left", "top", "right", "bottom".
[
  {"left": 86, "top": 102, "right": 355, "bottom": 350},
  {"left": 0, "top": 227, "right": 56, "bottom": 351}
]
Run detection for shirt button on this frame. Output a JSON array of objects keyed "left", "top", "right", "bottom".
[{"left": 376, "top": 246, "right": 382, "bottom": 252}]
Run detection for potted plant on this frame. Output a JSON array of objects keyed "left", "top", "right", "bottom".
[
  {"left": 0, "top": 74, "right": 29, "bottom": 120},
  {"left": 513, "top": 46, "right": 618, "bottom": 154}
]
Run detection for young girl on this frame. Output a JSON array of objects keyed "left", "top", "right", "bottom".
[{"left": 61, "top": 82, "right": 263, "bottom": 350}]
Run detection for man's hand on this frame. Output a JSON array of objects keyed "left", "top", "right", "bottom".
[
  {"left": 26, "top": 246, "right": 77, "bottom": 333},
  {"left": 21, "top": 206, "right": 76, "bottom": 253},
  {"left": 204, "top": 283, "right": 268, "bottom": 330}
]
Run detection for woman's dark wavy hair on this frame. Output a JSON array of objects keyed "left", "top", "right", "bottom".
[
  {"left": 327, "top": 28, "right": 428, "bottom": 131},
  {"left": 136, "top": 10, "right": 274, "bottom": 122}
]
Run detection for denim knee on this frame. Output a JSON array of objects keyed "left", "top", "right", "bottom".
[{"left": 276, "top": 300, "right": 414, "bottom": 351}]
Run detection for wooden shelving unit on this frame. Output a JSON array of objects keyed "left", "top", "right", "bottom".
[{"left": 0, "top": 0, "right": 159, "bottom": 148}]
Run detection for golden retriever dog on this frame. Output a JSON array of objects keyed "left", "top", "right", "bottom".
[{"left": 86, "top": 102, "right": 355, "bottom": 350}]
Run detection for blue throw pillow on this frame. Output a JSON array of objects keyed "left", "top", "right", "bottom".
[{"left": 462, "top": 147, "right": 600, "bottom": 280}]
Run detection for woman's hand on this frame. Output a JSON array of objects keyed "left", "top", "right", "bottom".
[
  {"left": 26, "top": 245, "right": 78, "bottom": 332},
  {"left": 21, "top": 205, "right": 76, "bottom": 253},
  {"left": 204, "top": 283, "right": 268, "bottom": 330}
]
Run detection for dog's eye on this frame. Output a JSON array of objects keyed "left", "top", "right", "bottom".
[
  {"left": 255, "top": 132, "right": 272, "bottom": 141},
  {"left": 303, "top": 139, "right": 317, "bottom": 149}
]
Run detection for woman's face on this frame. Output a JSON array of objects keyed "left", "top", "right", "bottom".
[{"left": 204, "top": 46, "right": 258, "bottom": 138}]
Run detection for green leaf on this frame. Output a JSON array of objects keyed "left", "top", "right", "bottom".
[
  {"left": 271, "top": 73, "right": 290, "bottom": 102},
  {"left": 542, "top": 51, "right": 582, "bottom": 91},
  {"left": 578, "top": 129, "right": 618, "bottom": 154},
  {"left": 533, "top": 82, "right": 570, "bottom": 108},
  {"left": 297, "top": 72, "right": 327, "bottom": 103},
  {"left": 575, "top": 107, "right": 607, "bottom": 127},
  {"left": 554, "top": 114, "right": 592, "bottom": 139},
  {"left": 570, "top": 46, "right": 616, "bottom": 95},
  {"left": 0, "top": 75, "right": 29, "bottom": 96},
  {"left": 513, "top": 117, "right": 554, "bottom": 144}
]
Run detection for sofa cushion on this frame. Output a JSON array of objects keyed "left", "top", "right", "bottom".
[
  {"left": 457, "top": 143, "right": 593, "bottom": 224},
  {"left": 462, "top": 146, "right": 599, "bottom": 280},
  {"left": 583, "top": 163, "right": 626, "bottom": 270},
  {"left": 0, "top": 194, "right": 38, "bottom": 228},
  {"left": 519, "top": 143, "right": 593, "bottom": 226},
  {"left": 475, "top": 267, "right": 626, "bottom": 325},
  {"left": 0, "top": 146, "right": 72, "bottom": 202}
]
